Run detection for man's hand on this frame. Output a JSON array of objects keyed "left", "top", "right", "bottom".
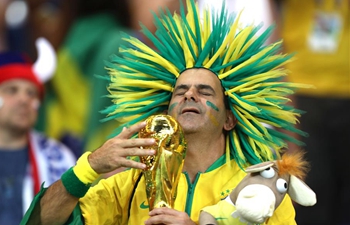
[
  {"left": 88, "top": 121, "right": 156, "bottom": 174},
  {"left": 144, "top": 208, "right": 196, "bottom": 225}
]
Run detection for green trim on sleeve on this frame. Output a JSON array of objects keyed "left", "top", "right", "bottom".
[
  {"left": 65, "top": 204, "right": 84, "bottom": 225},
  {"left": 20, "top": 182, "right": 84, "bottom": 225},
  {"left": 20, "top": 183, "right": 48, "bottom": 225}
]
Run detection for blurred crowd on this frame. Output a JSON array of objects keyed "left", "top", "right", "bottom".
[
  {"left": 1, "top": 0, "right": 185, "bottom": 157},
  {"left": 0, "top": 0, "right": 349, "bottom": 225}
]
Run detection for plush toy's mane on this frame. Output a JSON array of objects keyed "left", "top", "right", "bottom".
[{"left": 276, "top": 151, "right": 309, "bottom": 180}]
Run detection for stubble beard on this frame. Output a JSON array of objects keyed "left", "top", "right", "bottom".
[
  {"left": 2, "top": 116, "right": 34, "bottom": 137},
  {"left": 177, "top": 113, "right": 202, "bottom": 131}
]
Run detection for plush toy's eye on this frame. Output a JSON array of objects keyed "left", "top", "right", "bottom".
[
  {"left": 276, "top": 178, "right": 288, "bottom": 193},
  {"left": 260, "top": 167, "right": 275, "bottom": 178}
]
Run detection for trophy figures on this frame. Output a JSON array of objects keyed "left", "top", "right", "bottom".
[{"left": 139, "top": 115, "right": 187, "bottom": 210}]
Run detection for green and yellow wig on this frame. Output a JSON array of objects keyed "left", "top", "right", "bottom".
[{"left": 101, "top": 0, "right": 310, "bottom": 168}]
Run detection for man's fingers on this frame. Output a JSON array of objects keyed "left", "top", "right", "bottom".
[
  {"left": 120, "top": 148, "right": 156, "bottom": 157},
  {"left": 89, "top": 121, "right": 157, "bottom": 173},
  {"left": 109, "top": 121, "right": 156, "bottom": 148},
  {"left": 145, "top": 208, "right": 195, "bottom": 225},
  {"left": 129, "top": 138, "right": 156, "bottom": 147},
  {"left": 118, "top": 121, "right": 147, "bottom": 139},
  {"left": 118, "top": 157, "right": 147, "bottom": 169},
  {"left": 112, "top": 138, "right": 155, "bottom": 149},
  {"left": 149, "top": 207, "right": 176, "bottom": 216}
]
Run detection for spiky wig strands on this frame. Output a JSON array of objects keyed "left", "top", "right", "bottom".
[{"left": 102, "top": 0, "right": 311, "bottom": 168}]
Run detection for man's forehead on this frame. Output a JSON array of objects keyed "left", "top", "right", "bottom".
[
  {"left": 0, "top": 79, "right": 38, "bottom": 88},
  {"left": 175, "top": 68, "right": 221, "bottom": 87}
]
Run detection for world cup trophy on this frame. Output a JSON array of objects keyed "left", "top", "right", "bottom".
[{"left": 139, "top": 115, "right": 187, "bottom": 210}]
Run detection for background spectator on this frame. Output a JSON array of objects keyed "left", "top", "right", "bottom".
[
  {"left": 0, "top": 39, "right": 76, "bottom": 225},
  {"left": 273, "top": 0, "right": 350, "bottom": 224}
]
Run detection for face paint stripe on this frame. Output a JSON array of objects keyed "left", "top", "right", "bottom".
[
  {"left": 168, "top": 102, "right": 178, "bottom": 113},
  {"left": 208, "top": 112, "right": 219, "bottom": 127},
  {"left": 206, "top": 100, "right": 219, "bottom": 111}
]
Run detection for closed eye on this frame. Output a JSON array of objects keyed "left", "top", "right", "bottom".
[
  {"left": 198, "top": 85, "right": 215, "bottom": 96},
  {"left": 175, "top": 92, "right": 185, "bottom": 96},
  {"left": 200, "top": 92, "right": 212, "bottom": 96},
  {"left": 173, "top": 85, "right": 189, "bottom": 96},
  {"left": 4, "top": 86, "right": 18, "bottom": 94}
]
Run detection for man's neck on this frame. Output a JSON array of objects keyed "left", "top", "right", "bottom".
[
  {"left": 0, "top": 128, "right": 28, "bottom": 150},
  {"left": 183, "top": 133, "right": 226, "bottom": 183}
]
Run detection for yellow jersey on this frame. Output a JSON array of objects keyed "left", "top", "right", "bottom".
[
  {"left": 21, "top": 155, "right": 296, "bottom": 225},
  {"left": 281, "top": 0, "right": 349, "bottom": 98},
  {"left": 79, "top": 155, "right": 296, "bottom": 225}
]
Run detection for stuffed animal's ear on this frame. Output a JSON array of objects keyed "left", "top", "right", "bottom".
[
  {"left": 288, "top": 175, "right": 317, "bottom": 206},
  {"left": 245, "top": 162, "right": 275, "bottom": 173}
]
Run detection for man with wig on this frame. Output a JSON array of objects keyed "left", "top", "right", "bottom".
[{"left": 21, "top": 0, "right": 310, "bottom": 224}]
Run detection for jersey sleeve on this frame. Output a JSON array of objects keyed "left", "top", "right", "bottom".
[{"left": 79, "top": 169, "right": 141, "bottom": 225}]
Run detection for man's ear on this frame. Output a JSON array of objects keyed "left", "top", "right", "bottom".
[{"left": 223, "top": 109, "right": 237, "bottom": 131}]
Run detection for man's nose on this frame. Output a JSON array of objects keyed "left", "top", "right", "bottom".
[{"left": 184, "top": 89, "right": 198, "bottom": 102}]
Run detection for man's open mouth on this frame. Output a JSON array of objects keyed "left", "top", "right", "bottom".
[{"left": 181, "top": 108, "right": 200, "bottom": 114}]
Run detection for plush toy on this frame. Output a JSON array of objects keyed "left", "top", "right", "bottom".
[{"left": 199, "top": 152, "right": 317, "bottom": 225}]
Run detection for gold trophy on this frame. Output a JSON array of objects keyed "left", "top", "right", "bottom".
[{"left": 139, "top": 115, "right": 187, "bottom": 210}]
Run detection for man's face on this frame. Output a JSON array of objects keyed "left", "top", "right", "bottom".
[
  {"left": 0, "top": 79, "right": 39, "bottom": 133},
  {"left": 168, "top": 68, "right": 232, "bottom": 135}
]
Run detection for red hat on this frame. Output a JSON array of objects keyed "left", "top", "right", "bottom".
[
  {"left": 0, "top": 38, "right": 57, "bottom": 99},
  {"left": 0, "top": 52, "right": 44, "bottom": 98}
]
